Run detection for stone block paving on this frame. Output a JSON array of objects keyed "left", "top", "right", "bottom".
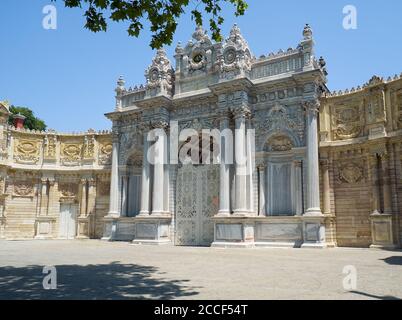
[{"left": 0, "top": 240, "right": 401, "bottom": 300}]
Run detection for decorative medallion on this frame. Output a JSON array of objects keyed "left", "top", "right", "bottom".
[
  {"left": 14, "top": 140, "right": 40, "bottom": 164},
  {"left": 338, "top": 162, "right": 364, "bottom": 184}
]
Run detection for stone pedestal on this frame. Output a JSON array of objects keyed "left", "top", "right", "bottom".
[
  {"left": 370, "top": 213, "right": 396, "bottom": 249},
  {"left": 211, "top": 217, "right": 255, "bottom": 248},
  {"left": 132, "top": 217, "right": 172, "bottom": 245},
  {"left": 76, "top": 216, "right": 91, "bottom": 239},
  {"left": 34, "top": 216, "right": 56, "bottom": 240},
  {"left": 101, "top": 216, "right": 119, "bottom": 241},
  {"left": 301, "top": 216, "right": 326, "bottom": 249}
]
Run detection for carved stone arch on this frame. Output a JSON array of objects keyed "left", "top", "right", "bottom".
[{"left": 262, "top": 129, "right": 300, "bottom": 152}]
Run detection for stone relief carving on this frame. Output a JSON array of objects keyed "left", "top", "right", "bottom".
[
  {"left": 332, "top": 104, "right": 363, "bottom": 140},
  {"left": 179, "top": 117, "right": 217, "bottom": 132},
  {"left": 44, "top": 135, "right": 57, "bottom": 159},
  {"left": 337, "top": 162, "right": 364, "bottom": 184},
  {"left": 255, "top": 103, "right": 304, "bottom": 147},
  {"left": 83, "top": 135, "right": 95, "bottom": 159},
  {"left": 366, "top": 92, "right": 386, "bottom": 124},
  {"left": 14, "top": 139, "right": 40, "bottom": 164},
  {"left": 59, "top": 183, "right": 78, "bottom": 202},
  {"left": 267, "top": 135, "right": 294, "bottom": 152},
  {"left": 98, "top": 143, "right": 112, "bottom": 165},
  {"left": 61, "top": 143, "right": 82, "bottom": 166},
  {"left": 13, "top": 181, "right": 34, "bottom": 197}
]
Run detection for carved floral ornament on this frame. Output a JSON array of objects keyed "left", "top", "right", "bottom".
[
  {"left": 14, "top": 139, "right": 40, "bottom": 164},
  {"left": 337, "top": 162, "right": 365, "bottom": 184}
]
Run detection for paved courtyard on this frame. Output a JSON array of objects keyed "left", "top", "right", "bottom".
[{"left": 0, "top": 240, "right": 401, "bottom": 300}]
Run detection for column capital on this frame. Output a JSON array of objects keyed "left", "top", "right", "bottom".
[
  {"left": 151, "top": 120, "right": 169, "bottom": 130},
  {"left": 232, "top": 105, "right": 251, "bottom": 120},
  {"left": 303, "top": 100, "right": 320, "bottom": 115},
  {"left": 320, "top": 158, "right": 330, "bottom": 168},
  {"left": 111, "top": 129, "right": 120, "bottom": 143}
]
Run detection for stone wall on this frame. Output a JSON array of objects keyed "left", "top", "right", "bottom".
[
  {"left": 0, "top": 107, "right": 112, "bottom": 240},
  {"left": 320, "top": 75, "right": 402, "bottom": 248}
]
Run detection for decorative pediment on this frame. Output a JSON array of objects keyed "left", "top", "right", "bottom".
[
  {"left": 181, "top": 26, "right": 215, "bottom": 75},
  {"left": 145, "top": 48, "right": 174, "bottom": 97},
  {"left": 219, "top": 24, "right": 253, "bottom": 79}
]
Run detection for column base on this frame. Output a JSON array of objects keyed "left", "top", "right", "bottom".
[
  {"left": 254, "top": 241, "right": 303, "bottom": 249},
  {"left": 211, "top": 242, "right": 254, "bottom": 249},
  {"left": 301, "top": 242, "right": 327, "bottom": 249},
  {"left": 137, "top": 211, "right": 150, "bottom": 217},
  {"left": 132, "top": 239, "right": 171, "bottom": 246},
  {"left": 304, "top": 208, "right": 323, "bottom": 217},
  {"left": 232, "top": 211, "right": 249, "bottom": 217},
  {"left": 215, "top": 211, "right": 231, "bottom": 217}
]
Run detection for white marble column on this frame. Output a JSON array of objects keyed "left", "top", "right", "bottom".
[
  {"left": 121, "top": 175, "right": 129, "bottom": 217},
  {"left": 258, "top": 165, "right": 266, "bottom": 216},
  {"left": 246, "top": 117, "right": 255, "bottom": 214},
  {"left": 108, "top": 132, "right": 120, "bottom": 216},
  {"left": 304, "top": 101, "right": 323, "bottom": 216},
  {"left": 152, "top": 127, "right": 166, "bottom": 216},
  {"left": 234, "top": 110, "right": 248, "bottom": 216},
  {"left": 218, "top": 115, "right": 231, "bottom": 216},
  {"left": 139, "top": 132, "right": 151, "bottom": 216}
]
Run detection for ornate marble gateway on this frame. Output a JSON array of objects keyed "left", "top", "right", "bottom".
[{"left": 103, "top": 24, "right": 329, "bottom": 249}]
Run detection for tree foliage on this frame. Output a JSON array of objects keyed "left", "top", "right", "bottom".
[
  {"left": 9, "top": 106, "right": 47, "bottom": 131},
  {"left": 54, "top": 0, "right": 248, "bottom": 48}
]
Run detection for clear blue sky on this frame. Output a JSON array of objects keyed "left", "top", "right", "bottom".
[{"left": 1, "top": 0, "right": 401, "bottom": 132}]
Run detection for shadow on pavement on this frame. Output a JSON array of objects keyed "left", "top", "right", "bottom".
[
  {"left": 0, "top": 262, "right": 200, "bottom": 300},
  {"left": 350, "top": 291, "right": 400, "bottom": 300},
  {"left": 381, "top": 256, "right": 402, "bottom": 266}
]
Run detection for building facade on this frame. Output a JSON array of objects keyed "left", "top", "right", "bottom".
[{"left": 1, "top": 24, "right": 401, "bottom": 248}]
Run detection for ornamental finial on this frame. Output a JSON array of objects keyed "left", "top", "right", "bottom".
[{"left": 303, "top": 23, "right": 313, "bottom": 40}]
